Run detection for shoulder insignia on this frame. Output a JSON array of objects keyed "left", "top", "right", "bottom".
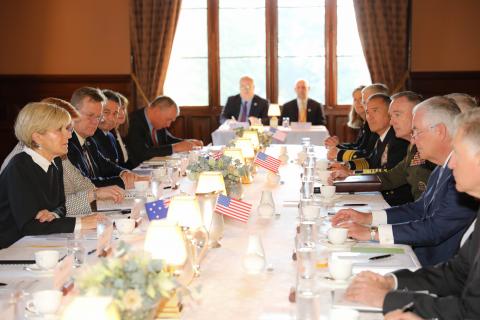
[{"left": 417, "top": 181, "right": 427, "bottom": 192}]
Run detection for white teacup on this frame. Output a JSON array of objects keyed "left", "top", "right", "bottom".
[
  {"left": 28, "top": 290, "right": 62, "bottom": 315},
  {"left": 327, "top": 227, "right": 348, "bottom": 245},
  {"left": 320, "top": 185, "right": 336, "bottom": 199},
  {"left": 329, "top": 308, "right": 359, "bottom": 320},
  {"left": 134, "top": 180, "right": 149, "bottom": 192},
  {"left": 34, "top": 250, "right": 59, "bottom": 270},
  {"left": 328, "top": 256, "right": 353, "bottom": 281},
  {"left": 316, "top": 170, "right": 331, "bottom": 185},
  {"left": 115, "top": 218, "right": 136, "bottom": 234},
  {"left": 315, "top": 159, "right": 329, "bottom": 171}
]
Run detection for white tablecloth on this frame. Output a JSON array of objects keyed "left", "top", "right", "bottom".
[{"left": 211, "top": 125, "right": 330, "bottom": 146}]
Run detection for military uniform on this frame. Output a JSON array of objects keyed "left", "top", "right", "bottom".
[
  {"left": 376, "top": 144, "right": 435, "bottom": 206},
  {"left": 336, "top": 122, "right": 379, "bottom": 161}
]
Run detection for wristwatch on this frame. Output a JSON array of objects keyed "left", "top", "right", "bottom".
[{"left": 370, "top": 226, "right": 378, "bottom": 241}]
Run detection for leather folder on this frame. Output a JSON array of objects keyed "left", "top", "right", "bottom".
[{"left": 333, "top": 175, "right": 382, "bottom": 193}]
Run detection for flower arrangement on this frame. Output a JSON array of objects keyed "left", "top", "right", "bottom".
[
  {"left": 77, "top": 243, "right": 177, "bottom": 320},
  {"left": 187, "top": 155, "right": 248, "bottom": 184},
  {"left": 233, "top": 127, "right": 272, "bottom": 149}
]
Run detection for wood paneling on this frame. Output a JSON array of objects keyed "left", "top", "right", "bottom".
[
  {"left": 408, "top": 71, "right": 480, "bottom": 100},
  {"left": 324, "top": 105, "right": 358, "bottom": 143},
  {"left": 0, "top": 74, "right": 132, "bottom": 162}
]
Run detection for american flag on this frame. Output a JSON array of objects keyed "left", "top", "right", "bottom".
[
  {"left": 145, "top": 198, "right": 170, "bottom": 220},
  {"left": 210, "top": 150, "right": 224, "bottom": 160},
  {"left": 214, "top": 194, "right": 252, "bottom": 223},
  {"left": 254, "top": 152, "right": 281, "bottom": 173},
  {"left": 269, "top": 127, "right": 287, "bottom": 142}
]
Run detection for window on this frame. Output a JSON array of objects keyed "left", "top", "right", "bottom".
[{"left": 165, "top": 0, "right": 370, "bottom": 107}]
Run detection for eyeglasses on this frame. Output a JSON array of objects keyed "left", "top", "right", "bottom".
[
  {"left": 240, "top": 85, "right": 252, "bottom": 91},
  {"left": 411, "top": 124, "right": 436, "bottom": 139}
]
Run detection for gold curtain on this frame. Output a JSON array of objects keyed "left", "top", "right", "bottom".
[
  {"left": 130, "top": 0, "right": 182, "bottom": 107},
  {"left": 353, "top": 0, "right": 409, "bottom": 93}
]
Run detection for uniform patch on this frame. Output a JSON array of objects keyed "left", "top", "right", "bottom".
[
  {"left": 418, "top": 181, "right": 427, "bottom": 192},
  {"left": 410, "top": 152, "right": 425, "bottom": 166}
]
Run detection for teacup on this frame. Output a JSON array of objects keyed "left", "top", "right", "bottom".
[
  {"left": 320, "top": 185, "right": 336, "bottom": 199},
  {"left": 34, "top": 250, "right": 59, "bottom": 270},
  {"left": 27, "top": 290, "right": 62, "bottom": 315},
  {"left": 329, "top": 308, "right": 359, "bottom": 320},
  {"left": 316, "top": 170, "right": 331, "bottom": 185},
  {"left": 315, "top": 159, "right": 329, "bottom": 171},
  {"left": 327, "top": 227, "right": 348, "bottom": 245},
  {"left": 134, "top": 180, "right": 149, "bottom": 192},
  {"left": 328, "top": 256, "right": 353, "bottom": 281},
  {"left": 115, "top": 218, "right": 136, "bottom": 234}
]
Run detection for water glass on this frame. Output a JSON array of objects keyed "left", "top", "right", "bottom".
[
  {"left": 67, "top": 239, "right": 85, "bottom": 267},
  {"left": 296, "top": 291, "right": 320, "bottom": 320},
  {"left": 282, "top": 117, "right": 290, "bottom": 128}
]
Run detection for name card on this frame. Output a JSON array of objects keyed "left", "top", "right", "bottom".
[
  {"left": 53, "top": 255, "right": 73, "bottom": 290},
  {"left": 96, "top": 224, "right": 113, "bottom": 257},
  {"left": 290, "top": 122, "right": 312, "bottom": 130}
]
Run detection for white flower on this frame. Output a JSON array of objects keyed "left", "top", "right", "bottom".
[{"left": 122, "top": 289, "right": 143, "bottom": 311}]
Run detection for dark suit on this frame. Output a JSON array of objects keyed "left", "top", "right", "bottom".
[
  {"left": 383, "top": 210, "right": 480, "bottom": 319},
  {"left": 220, "top": 94, "right": 269, "bottom": 125},
  {"left": 111, "top": 129, "right": 132, "bottom": 169},
  {"left": 126, "top": 108, "right": 183, "bottom": 168},
  {"left": 68, "top": 131, "right": 125, "bottom": 188},
  {"left": 92, "top": 129, "right": 120, "bottom": 165},
  {"left": 280, "top": 98, "right": 326, "bottom": 125},
  {"left": 385, "top": 165, "right": 478, "bottom": 266},
  {"left": 337, "top": 122, "right": 379, "bottom": 161}
]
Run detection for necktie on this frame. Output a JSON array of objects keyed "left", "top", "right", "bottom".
[
  {"left": 115, "top": 129, "right": 128, "bottom": 162},
  {"left": 82, "top": 143, "right": 96, "bottom": 178},
  {"left": 239, "top": 101, "right": 248, "bottom": 122},
  {"left": 151, "top": 127, "right": 158, "bottom": 146},
  {"left": 299, "top": 101, "right": 307, "bottom": 122}
]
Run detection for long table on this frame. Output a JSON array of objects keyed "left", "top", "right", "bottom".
[{"left": 0, "top": 145, "right": 420, "bottom": 319}]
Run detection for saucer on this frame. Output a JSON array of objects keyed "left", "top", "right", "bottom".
[
  {"left": 23, "top": 264, "right": 55, "bottom": 275},
  {"left": 317, "top": 194, "right": 342, "bottom": 203},
  {"left": 316, "top": 273, "right": 353, "bottom": 289},
  {"left": 320, "top": 239, "right": 356, "bottom": 251}
]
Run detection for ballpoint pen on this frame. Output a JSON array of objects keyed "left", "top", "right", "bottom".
[{"left": 369, "top": 254, "right": 392, "bottom": 260}]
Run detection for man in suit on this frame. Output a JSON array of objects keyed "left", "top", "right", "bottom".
[
  {"left": 68, "top": 87, "right": 141, "bottom": 188},
  {"left": 332, "top": 97, "right": 478, "bottom": 267},
  {"left": 219, "top": 76, "right": 269, "bottom": 125},
  {"left": 280, "top": 79, "right": 325, "bottom": 125},
  {"left": 342, "top": 108, "right": 480, "bottom": 319},
  {"left": 126, "top": 96, "right": 203, "bottom": 168},
  {"left": 92, "top": 89, "right": 121, "bottom": 165}
]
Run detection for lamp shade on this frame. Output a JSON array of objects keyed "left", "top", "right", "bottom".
[
  {"left": 249, "top": 125, "right": 264, "bottom": 132},
  {"left": 242, "top": 130, "right": 260, "bottom": 148},
  {"left": 167, "top": 195, "right": 203, "bottom": 228},
  {"left": 234, "top": 138, "right": 255, "bottom": 159},
  {"left": 222, "top": 148, "right": 245, "bottom": 164},
  {"left": 268, "top": 104, "right": 281, "bottom": 116},
  {"left": 144, "top": 220, "right": 188, "bottom": 266},
  {"left": 196, "top": 171, "right": 227, "bottom": 195},
  {"left": 62, "top": 296, "right": 117, "bottom": 320}
]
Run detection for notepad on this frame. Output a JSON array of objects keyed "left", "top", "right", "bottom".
[
  {"left": 332, "top": 289, "right": 382, "bottom": 312},
  {"left": 351, "top": 246, "right": 405, "bottom": 254}
]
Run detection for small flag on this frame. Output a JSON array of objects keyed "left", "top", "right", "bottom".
[
  {"left": 254, "top": 152, "right": 281, "bottom": 173},
  {"left": 145, "top": 198, "right": 170, "bottom": 220},
  {"left": 410, "top": 151, "right": 425, "bottom": 166},
  {"left": 210, "top": 150, "right": 224, "bottom": 160},
  {"left": 269, "top": 127, "right": 287, "bottom": 142},
  {"left": 214, "top": 194, "right": 252, "bottom": 223}
]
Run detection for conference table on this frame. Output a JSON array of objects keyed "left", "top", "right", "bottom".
[
  {"left": 0, "top": 145, "right": 420, "bottom": 319},
  {"left": 211, "top": 124, "right": 330, "bottom": 146}
]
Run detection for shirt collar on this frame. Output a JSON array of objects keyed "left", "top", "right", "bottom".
[
  {"left": 378, "top": 127, "right": 391, "bottom": 142},
  {"left": 443, "top": 151, "right": 453, "bottom": 168},
  {"left": 144, "top": 108, "right": 155, "bottom": 133},
  {"left": 24, "top": 147, "right": 56, "bottom": 173},
  {"left": 74, "top": 130, "right": 86, "bottom": 146},
  {"left": 297, "top": 98, "right": 308, "bottom": 106}
]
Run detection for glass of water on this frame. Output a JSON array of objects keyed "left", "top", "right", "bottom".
[
  {"left": 282, "top": 117, "right": 290, "bottom": 128},
  {"left": 67, "top": 239, "right": 85, "bottom": 268}
]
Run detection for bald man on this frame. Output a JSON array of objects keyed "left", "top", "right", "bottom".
[{"left": 280, "top": 79, "right": 325, "bottom": 125}]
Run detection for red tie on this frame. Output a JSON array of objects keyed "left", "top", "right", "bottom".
[{"left": 151, "top": 127, "right": 158, "bottom": 146}]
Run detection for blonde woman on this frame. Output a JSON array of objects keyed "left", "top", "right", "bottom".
[
  {"left": 0, "top": 102, "right": 98, "bottom": 248},
  {"left": 112, "top": 91, "right": 131, "bottom": 168}
]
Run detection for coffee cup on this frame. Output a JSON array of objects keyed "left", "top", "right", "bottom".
[
  {"left": 34, "top": 250, "right": 59, "bottom": 270},
  {"left": 327, "top": 227, "right": 348, "bottom": 245},
  {"left": 27, "top": 290, "right": 62, "bottom": 315},
  {"left": 134, "top": 180, "right": 149, "bottom": 192},
  {"left": 114, "top": 218, "right": 136, "bottom": 234},
  {"left": 320, "top": 185, "right": 336, "bottom": 199},
  {"left": 328, "top": 256, "right": 353, "bottom": 281}
]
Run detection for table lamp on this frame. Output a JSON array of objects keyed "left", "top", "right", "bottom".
[
  {"left": 223, "top": 147, "right": 245, "bottom": 164},
  {"left": 234, "top": 138, "right": 255, "bottom": 160},
  {"left": 62, "top": 296, "right": 117, "bottom": 320},
  {"left": 242, "top": 130, "right": 260, "bottom": 149},
  {"left": 167, "top": 195, "right": 208, "bottom": 276},
  {"left": 268, "top": 104, "right": 281, "bottom": 128},
  {"left": 144, "top": 220, "right": 188, "bottom": 267},
  {"left": 196, "top": 171, "right": 227, "bottom": 195}
]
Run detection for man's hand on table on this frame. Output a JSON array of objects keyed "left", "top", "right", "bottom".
[{"left": 346, "top": 271, "right": 395, "bottom": 308}]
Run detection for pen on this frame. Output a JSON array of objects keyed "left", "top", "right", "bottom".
[
  {"left": 87, "top": 249, "right": 97, "bottom": 255},
  {"left": 341, "top": 203, "right": 367, "bottom": 207},
  {"left": 369, "top": 254, "right": 392, "bottom": 260}
]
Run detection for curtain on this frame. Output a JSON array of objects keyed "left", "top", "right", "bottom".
[
  {"left": 130, "top": 0, "right": 182, "bottom": 107},
  {"left": 353, "top": 0, "right": 410, "bottom": 93}
]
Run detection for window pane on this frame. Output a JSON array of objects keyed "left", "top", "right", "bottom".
[
  {"left": 164, "top": 1, "right": 208, "bottom": 106},
  {"left": 278, "top": 1, "right": 325, "bottom": 105},
  {"left": 337, "top": 0, "right": 371, "bottom": 104},
  {"left": 219, "top": 0, "right": 266, "bottom": 105}
]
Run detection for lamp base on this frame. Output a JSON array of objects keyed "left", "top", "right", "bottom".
[{"left": 270, "top": 116, "right": 278, "bottom": 128}]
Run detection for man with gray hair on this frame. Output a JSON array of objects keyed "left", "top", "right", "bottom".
[
  {"left": 445, "top": 92, "right": 478, "bottom": 112},
  {"left": 126, "top": 96, "right": 203, "bottom": 168},
  {"left": 332, "top": 96, "right": 478, "bottom": 266},
  {"left": 340, "top": 108, "right": 480, "bottom": 319}
]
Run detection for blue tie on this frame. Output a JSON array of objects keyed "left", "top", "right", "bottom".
[{"left": 239, "top": 101, "right": 248, "bottom": 122}]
